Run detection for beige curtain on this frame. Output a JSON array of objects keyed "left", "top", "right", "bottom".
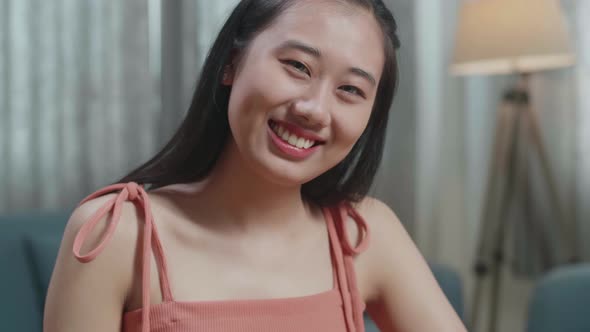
[
  {"left": 0, "top": 0, "right": 159, "bottom": 213},
  {"left": 0, "top": 0, "right": 240, "bottom": 214}
]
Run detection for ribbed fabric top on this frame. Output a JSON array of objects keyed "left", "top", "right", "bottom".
[{"left": 72, "top": 182, "right": 370, "bottom": 332}]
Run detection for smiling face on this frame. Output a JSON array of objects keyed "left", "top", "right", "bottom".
[{"left": 224, "top": 0, "right": 386, "bottom": 186}]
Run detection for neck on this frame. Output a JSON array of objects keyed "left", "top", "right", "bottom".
[{"left": 187, "top": 140, "right": 313, "bottom": 231}]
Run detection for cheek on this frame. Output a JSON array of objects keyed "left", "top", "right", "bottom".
[
  {"left": 228, "top": 59, "right": 302, "bottom": 115},
  {"left": 334, "top": 110, "right": 372, "bottom": 148},
  {"left": 226, "top": 72, "right": 270, "bottom": 140},
  {"left": 226, "top": 61, "right": 305, "bottom": 147}
]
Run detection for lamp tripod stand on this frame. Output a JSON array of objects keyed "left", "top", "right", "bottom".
[{"left": 469, "top": 73, "right": 578, "bottom": 332}]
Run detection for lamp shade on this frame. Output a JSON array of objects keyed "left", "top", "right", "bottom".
[{"left": 451, "top": 0, "right": 575, "bottom": 75}]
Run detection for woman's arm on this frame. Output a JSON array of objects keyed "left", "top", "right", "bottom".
[
  {"left": 357, "top": 198, "right": 467, "bottom": 332},
  {"left": 44, "top": 195, "right": 138, "bottom": 332}
]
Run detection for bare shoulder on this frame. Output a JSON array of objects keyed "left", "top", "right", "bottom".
[
  {"left": 340, "top": 197, "right": 407, "bottom": 300},
  {"left": 44, "top": 192, "right": 143, "bottom": 331},
  {"left": 350, "top": 196, "right": 408, "bottom": 255},
  {"left": 352, "top": 196, "right": 408, "bottom": 254},
  {"left": 353, "top": 196, "right": 402, "bottom": 229},
  {"left": 63, "top": 191, "right": 146, "bottom": 293},
  {"left": 351, "top": 197, "right": 467, "bottom": 331}
]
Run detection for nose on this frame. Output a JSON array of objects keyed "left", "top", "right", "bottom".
[{"left": 290, "top": 84, "right": 331, "bottom": 129}]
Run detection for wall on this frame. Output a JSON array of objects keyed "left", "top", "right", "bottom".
[{"left": 373, "top": 0, "right": 417, "bottom": 233}]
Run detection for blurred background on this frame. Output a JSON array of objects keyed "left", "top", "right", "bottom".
[{"left": 1, "top": 0, "right": 589, "bottom": 331}]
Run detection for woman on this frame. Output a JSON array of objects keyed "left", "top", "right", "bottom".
[{"left": 44, "top": 0, "right": 467, "bottom": 331}]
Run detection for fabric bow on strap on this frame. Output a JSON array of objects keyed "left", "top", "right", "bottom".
[{"left": 72, "top": 182, "right": 170, "bottom": 332}]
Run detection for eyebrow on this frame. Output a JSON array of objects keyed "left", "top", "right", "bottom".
[
  {"left": 350, "top": 67, "right": 377, "bottom": 87},
  {"left": 278, "top": 40, "right": 321, "bottom": 58},
  {"left": 277, "top": 40, "right": 377, "bottom": 86}
]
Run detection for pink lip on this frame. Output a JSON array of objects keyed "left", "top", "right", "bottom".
[
  {"left": 267, "top": 123, "right": 320, "bottom": 160},
  {"left": 270, "top": 120, "right": 325, "bottom": 143}
]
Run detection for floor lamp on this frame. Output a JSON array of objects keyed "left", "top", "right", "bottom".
[{"left": 450, "top": 1, "right": 578, "bottom": 331}]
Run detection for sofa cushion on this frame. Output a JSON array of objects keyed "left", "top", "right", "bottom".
[
  {"left": 527, "top": 264, "right": 590, "bottom": 332},
  {"left": 0, "top": 212, "right": 69, "bottom": 332},
  {"left": 430, "top": 263, "right": 464, "bottom": 320},
  {"left": 27, "top": 233, "right": 63, "bottom": 302}
]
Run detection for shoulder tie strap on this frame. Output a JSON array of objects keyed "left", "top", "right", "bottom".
[
  {"left": 324, "top": 202, "right": 371, "bottom": 332},
  {"left": 336, "top": 202, "right": 370, "bottom": 255},
  {"left": 72, "top": 182, "right": 172, "bottom": 332}
]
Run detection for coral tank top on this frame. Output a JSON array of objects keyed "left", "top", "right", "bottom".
[{"left": 72, "top": 182, "right": 370, "bottom": 332}]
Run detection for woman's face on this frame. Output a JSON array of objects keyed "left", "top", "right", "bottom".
[{"left": 225, "top": 0, "right": 385, "bottom": 186}]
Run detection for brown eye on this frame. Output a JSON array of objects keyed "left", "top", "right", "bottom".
[
  {"left": 282, "top": 60, "right": 311, "bottom": 76},
  {"left": 340, "top": 85, "right": 365, "bottom": 98}
]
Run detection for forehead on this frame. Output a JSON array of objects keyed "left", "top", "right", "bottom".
[{"left": 251, "top": 0, "right": 385, "bottom": 75}]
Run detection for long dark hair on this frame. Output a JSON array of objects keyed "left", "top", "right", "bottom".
[{"left": 119, "top": 0, "right": 401, "bottom": 207}]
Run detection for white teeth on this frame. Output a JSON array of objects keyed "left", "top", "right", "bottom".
[
  {"left": 296, "top": 137, "right": 305, "bottom": 149},
  {"left": 281, "top": 130, "right": 290, "bottom": 141},
  {"left": 271, "top": 122, "right": 317, "bottom": 149}
]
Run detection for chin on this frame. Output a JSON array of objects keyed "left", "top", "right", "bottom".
[
  {"left": 260, "top": 165, "right": 317, "bottom": 187},
  {"left": 253, "top": 156, "right": 327, "bottom": 187}
]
